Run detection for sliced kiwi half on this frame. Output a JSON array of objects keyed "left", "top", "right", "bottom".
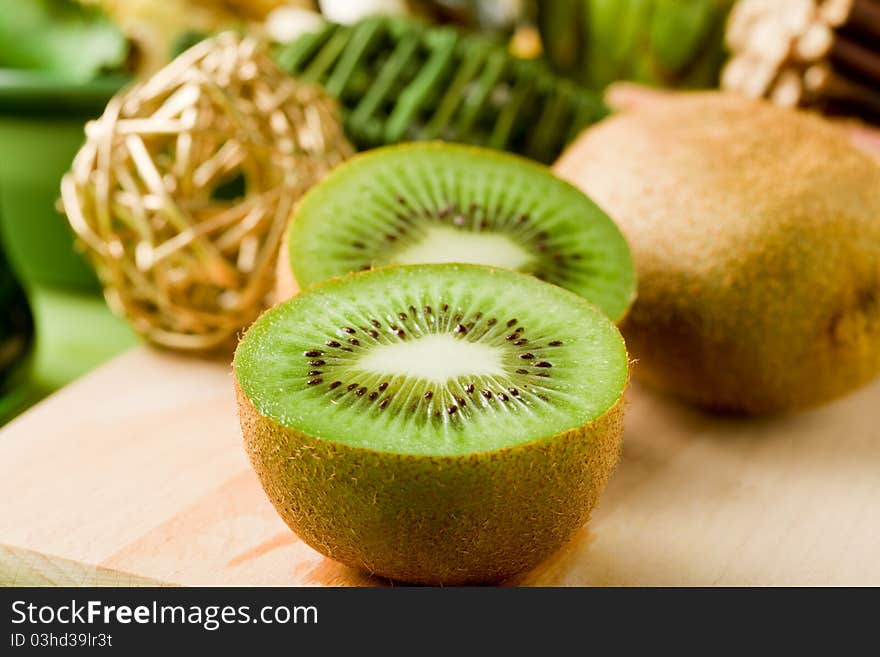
[
  {"left": 277, "top": 143, "right": 635, "bottom": 323},
  {"left": 235, "top": 263, "right": 628, "bottom": 584}
]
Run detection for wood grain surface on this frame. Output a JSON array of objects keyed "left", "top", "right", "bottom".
[{"left": 0, "top": 346, "right": 878, "bottom": 586}]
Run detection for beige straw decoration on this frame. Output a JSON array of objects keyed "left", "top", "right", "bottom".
[{"left": 62, "top": 32, "right": 353, "bottom": 351}]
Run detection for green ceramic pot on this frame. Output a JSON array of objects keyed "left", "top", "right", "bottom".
[
  {"left": 0, "top": 224, "right": 32, "bottom": 423},
  {"left": 0, "top": 229, "right": 32, "bottom": 383},
  {"left": 0, "top": 69, "right": 127, "bottom": 292}
]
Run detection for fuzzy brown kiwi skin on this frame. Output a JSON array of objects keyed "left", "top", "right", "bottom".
[
  {"left": 273, "top": 220, "right": 299, "bottom": 303},
  {"left": 235, "top": 380, "right": 625, "bottom": 586},
  {"left": 556, "top": 92, "right": 880, "bottom": 415}
]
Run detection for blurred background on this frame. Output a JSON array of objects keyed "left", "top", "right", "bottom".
[{"left": 0, "top": 0, "right": 876, "bottom": 424}]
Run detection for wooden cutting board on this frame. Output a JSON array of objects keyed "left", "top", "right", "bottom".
[{"left": 1, "top": 346, "right": 878, "bottom": 586}]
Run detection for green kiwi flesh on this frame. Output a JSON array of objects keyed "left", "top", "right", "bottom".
[
  {"left": 283, "top": 143, "right": 636, "bottom": 323},
  {"left": 235, "top": 263, "right": 627, "bottom": 584}
]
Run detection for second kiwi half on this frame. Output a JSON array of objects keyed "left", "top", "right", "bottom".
[{"left": 277, "top": 143, "right": 636, "bottom": 323}]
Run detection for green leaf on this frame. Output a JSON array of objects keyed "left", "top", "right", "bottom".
[{"left": 0, "top": 0, "right": 128, "bottom": 81}]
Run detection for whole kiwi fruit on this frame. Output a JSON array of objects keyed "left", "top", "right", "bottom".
[{"left": 555, "top": 92, "right": 880, "bottom": 414}]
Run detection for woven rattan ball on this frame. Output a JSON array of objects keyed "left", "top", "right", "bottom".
[{"left": 61, "top": 32, "right": 353, "bottom": 351}]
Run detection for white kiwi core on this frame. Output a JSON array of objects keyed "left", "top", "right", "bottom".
[
  {"left": 355, "top": 333, "right": 506, "bottom": 384},
  {"left": 388, "top": 226, "right": 534, "bottom": 270}
]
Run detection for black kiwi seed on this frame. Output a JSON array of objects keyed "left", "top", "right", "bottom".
[
  {"left": 352, "top": 241, "right": 366, "bottom": 249},
  {"left": 548, "top": 341, "right": 563, "bottom": 346},
  {"left": 519, "top": 353, "right": 535, "bottom": 360},
  {"left": 369, "top": 330, "right": 379, "bottom": 338},
  {"left": 465, "top": 384, "right": 475, "bottom": 394},
  {"left": 309, "top": 360, "right": 325, "bottom": 366},
  {"left": 513, "top": 327, "right": 524, "bottom": 334},
  {"left": 506, "top": 333, "right": 519, "bottom": 341},
  {"left": 379, "top": 398, "right": 390, "bottom": 409},
  {"left": 516, "top": 369, "right": 529, "bottom": 375},
  {"left": 347, "top": 383, "right": 359, "bottom": 391},
  {"left": 487, "top": 318, "right": 497, "bottom": 326},
  {"left": 456, "top": 397, "right": 466, "bottom": 407},
  {"left": 441, "top": 304, "right": 449, "bottom": 312},
  {"left": 508, "top": 388, "right": 520, "bottom": 397},
  {"left": 514, "top": 339, "right": 528, "bottom": 346},
  {"left": 534, "top": 362, "right": 553, "bottom": 368},
  {"left": 378, "top": 382, "right": 389, "bottom": 392},
  {"left": 455, "top": 324, "right": 467, "bottom": 334},
  {"left": 497, "top": 392, "right": 509, "bottom": 402},
  {"left": 395, "top": 329, "right": 406, "bottom": 338},
  {"left": 308, "top": 378, "right": 322, "bottom": 386},
  {"left": 342, "top": 327, "right": 356, "bottom": 334},
  {"left": 448, "top": 405, "right": 458, "bottom": 415},
  {"left": 349, "top": 338, "right": 360, "bottom": 346},
  {"left": 535, "top": 372, "right": 550, "bottom": 378},
  {"left": 399, "top": 312, "right": 408, "bottom": 321},
  {"left": 369, "top": 391, "right": 378, "bottom": 400},
  {"left": 329, "top": 381, "right": 342, "bottom": 390},
  {"left": 308, "top": 370, "right": 322, "bottom": 376},
  {"left": 424, "top": 391, "right": 433, "bottom": 400},
  {"left": 481, "top": 389, "right": 492, "bottom": 399},
  {"left": 507, "top": 319, "right": 518, "bottom": 327},
  {"left": 325, "top": 340, "right": 341, "bottom": 348},
  {"left": 304, "top": 350, "right": 323, "bottom": 357},
  {"left": 371, "top": 319, "right": 381, "bottom": 328},
  {"left": 357, "top": 387, "right": 367, "bottom": 396},
  {"left": 424, "top": 306, "right": 432, "bottom": 314}
]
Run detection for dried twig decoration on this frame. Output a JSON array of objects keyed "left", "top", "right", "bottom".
[
  {"left": 722, "top": 0, "right": 880, "bottom": 119},
  {"left": 62, "top": 32, "right": 353, "bottom": 351}
]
